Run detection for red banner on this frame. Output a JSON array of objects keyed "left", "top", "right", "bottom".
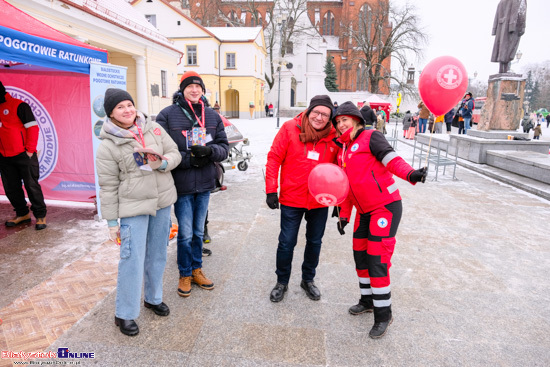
[{"left": 1, "top": 70, "right": 95, "bottom": 202}]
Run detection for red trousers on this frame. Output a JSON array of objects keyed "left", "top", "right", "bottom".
[{"left": 352, "top": 201, "right": 402, "bottom": 322}]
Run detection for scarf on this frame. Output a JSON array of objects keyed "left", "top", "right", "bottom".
[
  {"left": 103, "top": 112, "right": 146, "bottom": 141},
  {"left": 299, "top": 113, "right": 332, "bottom": 143}
]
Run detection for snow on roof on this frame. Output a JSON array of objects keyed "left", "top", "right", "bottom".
[
  {"left": 64, "top": 0, "right": 174, "bottom": 48},
  {"left": 205, "top": 26, "right": 262, "bottom": 42}
]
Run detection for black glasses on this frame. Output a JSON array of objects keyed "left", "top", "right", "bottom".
[{"left": 310, "top": 109, "right": 330, "bottom": 120}]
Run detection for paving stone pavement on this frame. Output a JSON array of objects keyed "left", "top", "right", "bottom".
[{"left": 1, "top": 119, "right": 549, "bottom": 366}]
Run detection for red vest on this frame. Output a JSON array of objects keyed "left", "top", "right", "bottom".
[{"left": 0, "top": 94, "right": 38, "bottom": 157}]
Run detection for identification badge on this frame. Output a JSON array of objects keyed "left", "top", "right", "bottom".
[
  {"left": 205, "top": 133, "right": 213, "bottom": 143},
  {"left": 186, "top": 127, "right": 207, "bottom": 148},
  {"left": 307, "top": 150, "right": 320, "bottom": 161}
]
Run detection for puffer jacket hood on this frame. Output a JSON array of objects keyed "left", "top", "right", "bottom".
[{"left": 332, "top": 101, "right": 365, "bottom": 128}]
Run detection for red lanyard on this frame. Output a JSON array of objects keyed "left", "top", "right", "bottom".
[
  {"left": 186, "top": 99, "right": 205, "bottom": 128},
  {"left": 127, "top": 124, "right": 146, "bottom": 148},
  {"left": 340, "top": 143, "right": 347, "bottom": 168}
]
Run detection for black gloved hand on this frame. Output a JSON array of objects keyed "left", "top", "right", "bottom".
[
  {"left": 266, "top": 193, "right": 279, "bottom": 209},
  {"left": 190, "top": 145, "right": 212, "bottom": 157},
  {"left": 190, "top": 156, "right": 209, "bottom": 168},
  {"left": 337, "top": 218, "right": 348, "bottom": 235},
  {"left": 409, "top": 167, "right": 428, "bottom": 183},
  {"left": 331, "top": 206, "right": 340, "bottom": 218}
]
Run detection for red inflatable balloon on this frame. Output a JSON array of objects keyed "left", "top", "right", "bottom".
[
  {"left": 418, "top": 56, "right": 469, "bottom": 116},
  {"left": 308, "top": 163, "right": 350, "bottom": 206}
]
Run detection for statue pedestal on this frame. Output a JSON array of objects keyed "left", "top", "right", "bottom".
[{"left": 478, "top": 73, "right": 526, "bottom": 131}]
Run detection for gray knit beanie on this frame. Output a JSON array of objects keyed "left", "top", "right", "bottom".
[{"left": 103, "top": 88, "right": 134, "bottom": 117}]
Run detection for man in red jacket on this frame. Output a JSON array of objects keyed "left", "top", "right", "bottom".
[
  {"left": 265, "top": 95, "right": 338, "bottom": 302},
  {"left": 0, "top": 81, "right": 47, "bottom": 230}
]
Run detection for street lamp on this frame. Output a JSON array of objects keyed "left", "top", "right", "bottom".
[{"left": 276, "top": 14, "right": 287, "bottom": 129}]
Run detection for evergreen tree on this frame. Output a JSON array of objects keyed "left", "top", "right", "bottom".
[{"left": 324, "top": 57, "right": 339, "bottom": 92}]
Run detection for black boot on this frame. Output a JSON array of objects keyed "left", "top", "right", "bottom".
[
  {"left": 300, "top": 280, "right": 321, "bottom": 301},
  {"left": 369, "top": 308, "right": 392, "bottom": 339},
  {"left": 348, "top": 298, "right": 374, "bottom": 315},
  {"left": 114, "top": 316, "right": 139, "bottom": 336},
  {"left": 270, "top": 282, "right": 288, "bottom": 302}
]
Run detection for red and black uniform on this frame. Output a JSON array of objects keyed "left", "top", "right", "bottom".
[
  {"left": 336, "top": 128, "right": 417, "bottom": 323},
  {"left": 0, "top": 90, "right": 47, "bottom": 218}
]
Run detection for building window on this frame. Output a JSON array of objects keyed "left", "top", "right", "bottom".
[
  {"left": 161, "top": 70, "right": 167, "bottom": 97},
  {"left": 322, "top": 11, "right": 334, "bottom": 36},
  {"left": 187, "top": 45, "right": 197, "bottom": 65},
  {"left": 251, "top": 11, "right": 262, "bottom": 27},
  {"left": 226, "top": 11, "right": 238, "bottom": 27},
  {"left": 286, "top": 41, "right": 294, "bottom": 55},
  {"left": 145, "top": 14, "right": 157, "bottom": 28},
  {"left": 226, "top": 53, "right": 236, "bottom": 69},
  {"left": 359, "top": 5, "right": 372, "bottom": 39}
]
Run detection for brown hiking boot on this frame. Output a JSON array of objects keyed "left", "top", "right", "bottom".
[
  {"left": 177, "top": 276, "right": 192, "bottom": 297},
  {"left": 35, "top": 217, "right": 47, "bottom": 230},
  {"left": 192, "top": 268, "right": 214, "bottom": 290},
  {"left": 5, "top": 213, "right": 31, "bottom": 227}
]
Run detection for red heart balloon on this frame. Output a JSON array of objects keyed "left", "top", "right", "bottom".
[{"left": 418, "top": 56, "right": 469, "bottom": 116}]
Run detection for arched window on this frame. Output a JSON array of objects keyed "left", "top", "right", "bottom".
[
  {"left": 322, "top": 11, "right": 335, "bottom": 36},
  {"left": 251, "top": 11, "right": 262, "bottom": 27},
  {"left": 226, "top": 11, "right": 238, "bottom": 27},
  {"left": 359, "top": 5, "right": 372, "bottom": 38}
]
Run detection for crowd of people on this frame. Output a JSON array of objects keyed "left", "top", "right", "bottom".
[
  {"left": 92, "top": 85, "right": 428, "bottom": 340},
  {"left": 4, "top": 73, "right": 544, "bottom": 341}
]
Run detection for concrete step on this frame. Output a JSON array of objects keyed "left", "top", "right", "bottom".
[{"left": 486, "top": 150, "right": 550, "bottom": 184}]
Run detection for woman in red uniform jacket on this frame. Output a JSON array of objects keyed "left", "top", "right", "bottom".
[{"left": 333, "top": 101, "right": 427, "bottom": 339}]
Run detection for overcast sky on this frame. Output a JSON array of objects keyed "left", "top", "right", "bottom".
[{"left": 392, "top": 0, "right": 549, "bottom": 82}]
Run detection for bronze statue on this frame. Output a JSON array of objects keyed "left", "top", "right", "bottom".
[{"left": 491, "top": 0, "right": 527, "bottom": 74}]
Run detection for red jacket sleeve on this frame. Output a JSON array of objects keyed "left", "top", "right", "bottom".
[
  {"left": 265, "top": 124, "right": 290, "bottom": 194},
  {"left": 18, "top": 103, "right": 39, "bottom": 153},
  {"left": 339, "top": 195, "right": 353, "bottom": 221},
  {"left": 385, "top": 155, "right": 416, "bottom": 185}
]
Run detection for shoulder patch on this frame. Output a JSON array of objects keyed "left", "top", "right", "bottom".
[
  {"left": 154, "top": 128, "right": 161, "bottom": 135},
  {"left": 351, "top": 143, "right": 359, "bottom": 152}
]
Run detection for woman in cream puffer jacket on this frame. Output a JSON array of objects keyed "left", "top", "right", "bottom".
[
  {"left": 96, "top": 112, "right": 181, "bottom": 219},
  {"left": 95, "top": 88, "right": 181, "bottom": 337}
]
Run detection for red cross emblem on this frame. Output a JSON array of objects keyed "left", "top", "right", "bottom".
[{"left": 436, "top": 65, "right": 463, "bottom": 90}]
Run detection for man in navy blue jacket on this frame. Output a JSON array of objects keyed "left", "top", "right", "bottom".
[{"left": 157, "top": 71, "right": 228, "bottom": 298}]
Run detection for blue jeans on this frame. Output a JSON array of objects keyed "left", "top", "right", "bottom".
[
  {"left": 116, "top": 205, "right": 171, "bottom": 320},
  {"left": 464, "top": 116, "right": 471, "bottom": 132},
  {"left": 275, "top": 205, "right": 328, "bottom": 284},
  {"left": 175, "top": 192, "right": 210, "bottom": 277},
  {"left": 418, "top": 118, "right": 427, "bottom": 133}
]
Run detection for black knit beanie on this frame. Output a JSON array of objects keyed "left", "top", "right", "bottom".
[
  {"left": 103, "top": 88, "right": 134, "bottom": 117},
  {"left": 179, "top": 71, "right": 206, "bottom": 93},
  {"left": 306, "top": 95, "right": 334, "bottom": 119},
  {"left": 332, "top": 101, "right": 366, "bottom": 128}
]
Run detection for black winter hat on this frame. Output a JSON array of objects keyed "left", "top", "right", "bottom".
[
  {"left": 179, "top": 71, "right": 206, "bottom": 93},
  {"left": 306, "top": 95, "right": 334, "bottom": 119},
  {"left": 332, "top": 101, "right": 366, "bottom": 128},
  {"left": 103, "top": 88, "right": 134, "bottom": 117}
]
